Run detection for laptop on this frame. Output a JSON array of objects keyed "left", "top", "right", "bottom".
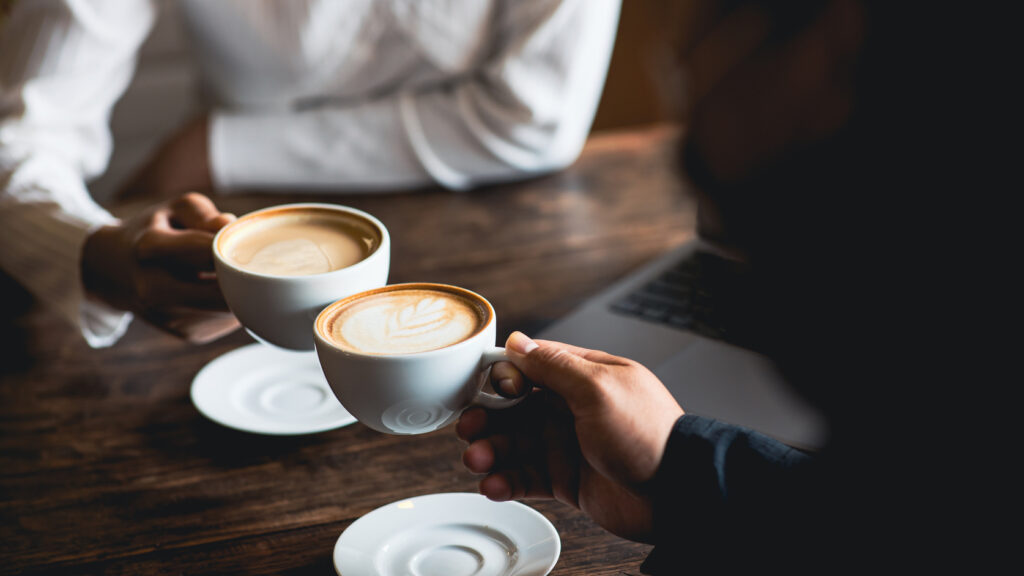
[{"left": 537, "top": 238, "right": 828, "bottom": 450}]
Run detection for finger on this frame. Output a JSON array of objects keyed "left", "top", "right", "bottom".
[
  {"left": 545, "top": 407, "right": 582, "bottom": 507},
  {"left": 458, "top": 387, "right": 553, "bottom": 440},
  {"left": 463, "top": 415, "right": 540, "bottom": 475},
  {"left": 502, "top": 332, "right": 606, "bottom": 410},
  {"left": 480, "top": 473, "right": 516, "bottom": 502},
  {"left": 471, "top": 399, "right": 580, "bottom": 507},
  {"left": 146, "top": 309, "right": 240, "bottom": 344},
  {"left": 533, "top": 338, "right": 633, "bottom": 366},
  {"left": 456, "top": 407, "right": 490, "bottom": 442},
  {"left": 137, "top": 268, "right": 230, "bottom": 310},
  {"left": 136, "top": 228, "right": 217, "bottom": 269},
  {"left": 462, "top": 438, "right": 498, "bottom": 474},
  {"left": 168, "top": 192, "right": 234, "bottom": 232},
  {"left": 480, "top": 468, "right": 553, "bottom": 502},
  {"left": 202, "top": 212, "right": 236, "bottom": 232},
  {"left": 490, "top": 361, "right": 528, "bottom": 398}
]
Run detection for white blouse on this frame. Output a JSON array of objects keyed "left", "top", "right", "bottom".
[{"left": 0, "top": 0, "right": 621, "bottom": 346}]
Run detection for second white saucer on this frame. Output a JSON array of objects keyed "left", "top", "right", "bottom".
[
  {"left": 334, "top": 493, "right": 561, "bottom": 576},
  {"left": 191, "top": 342, "right": 356, "bottom": 435}
]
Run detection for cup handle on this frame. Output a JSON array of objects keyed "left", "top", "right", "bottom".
[{"left": 471, "top": 347, "right": 527, "bottom": 410}]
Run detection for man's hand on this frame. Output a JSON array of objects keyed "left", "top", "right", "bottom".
[
  {"left": 118, "top": 115, "right": 213, "bottom": 201},
  {"left": 458, "top": 332, "right": 684, "bottom": 543},
  {"left": 82, "top": 192, "right": 239, "bottom": 344}
]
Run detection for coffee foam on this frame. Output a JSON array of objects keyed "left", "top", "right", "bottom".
[
  {"left": 221, "top": 210, "right": 378, "bottom": 276},
  {"left": 324, "top": 288, "right": 487, "bottom": 355}
]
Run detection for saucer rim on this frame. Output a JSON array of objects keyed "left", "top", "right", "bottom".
[
  {"left": 190, "top": 342, "right": 356, "bottom": 436},
  {"left": 332, "top": 492, "right": 561, "bottom": 576}
]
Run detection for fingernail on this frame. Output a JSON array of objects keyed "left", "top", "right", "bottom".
[
  {"left": 507, "top": 331, "right": 538, "bottom": 355},
  {"left": 497, "top": 378, "right": 516, "bottom": 396},
  {"left": 481, "top": 478, "right": 511, "bottom": 502}
]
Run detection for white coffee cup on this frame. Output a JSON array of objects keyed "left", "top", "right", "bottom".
[
  {"left": 313, "top": 283, "right": 523, "bottom": 435},
  {"left": 213, "top": 203, "right": 390, "bottom": 351}
]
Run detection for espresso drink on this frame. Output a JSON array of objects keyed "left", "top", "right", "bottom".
[
  {"left": 219, "top": 208, "right": 380, "bottom": 276},
  {"left": 321, "top": 285, "right": 489, "bottom": 355}
]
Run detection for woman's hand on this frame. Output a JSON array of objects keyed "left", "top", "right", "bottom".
[{"left": 82, "top": 192, "right": 239, "bottom": 343}]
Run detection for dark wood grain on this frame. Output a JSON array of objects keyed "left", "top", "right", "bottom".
[{"left": 1, "top": 125, "right": 692, "bottom": 575}]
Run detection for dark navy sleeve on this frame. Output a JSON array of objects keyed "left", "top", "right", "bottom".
[{"left": 640, "top": 414, "right": 817, "bottom": 574}]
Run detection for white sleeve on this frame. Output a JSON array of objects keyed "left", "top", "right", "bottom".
[
  {"left": 211, "top": 0, "right": 621, "bottom": 192},
  {"left": 0, "top": 0, "right": 156, "bottom": 347}
]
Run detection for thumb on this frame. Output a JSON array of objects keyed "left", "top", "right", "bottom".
[
  {"left": 504, "top": 332, "right": 601, "bottom": 410},
  {"left": 203, "top": 212, "right": 236, "bottom": 233}
]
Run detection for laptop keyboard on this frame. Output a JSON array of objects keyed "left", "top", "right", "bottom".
[{"left": 609, "top": 251, "right": 752, "bottom": 346}]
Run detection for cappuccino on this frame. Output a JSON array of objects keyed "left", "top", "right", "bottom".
[
  {"left": 320, "top": 284, "right": 489, "bottom": 355},
  {"left": 218, "top": 208, "right": 379, "bottom": 276}
]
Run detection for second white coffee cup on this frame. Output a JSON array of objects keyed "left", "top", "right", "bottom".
[{"left": 314, "top": 283, "right": 523, "bottom": 434}]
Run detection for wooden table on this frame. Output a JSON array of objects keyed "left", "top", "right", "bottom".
[{"left": 0, "top": 125, "right": 696, "bottom": 575}]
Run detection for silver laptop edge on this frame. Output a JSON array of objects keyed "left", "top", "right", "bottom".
[{"left": 538, "top": 239, "right": 829, "bottom": 450}]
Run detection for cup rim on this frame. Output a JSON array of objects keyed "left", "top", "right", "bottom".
[
  {"left": 212, "top": 203, "right": 389, "bottom": 281},
  {"left": 314, "top": 282, "right": 496, "bottom": 359}
]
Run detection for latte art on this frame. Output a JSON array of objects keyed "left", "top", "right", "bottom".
[
  {"left": 324, "top": 287, "right": 487, "bottom": 355},
  {"left": 245, "top": 237, "right": 333, "bottom": 276},
  {"left": 220, "top": 210, "right": 378, "bottom": 276},
  {"left": 386, "top": 296, "right": 457, "bottom": 339}
]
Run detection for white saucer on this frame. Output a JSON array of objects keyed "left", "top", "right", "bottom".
[
  {"left": 334, "top": 493, "right": 560, "bottom": 576},
  {"left": 190, "top": 343, "right": 356, "bottom": 435}
]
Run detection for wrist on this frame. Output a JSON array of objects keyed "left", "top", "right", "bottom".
[
  {"left": 121, "top": 115, "right": 213, "bottom": 201},
  {"left": 81, "top": 224, "right": 129, "bottom": 311}
]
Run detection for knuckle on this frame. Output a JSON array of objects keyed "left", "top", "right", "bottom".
[
  {"left": 134, "top": 229, "right": 159, "bottom": 259},
  {"left": 177, "top": 191, "right": 206, "bottom": 206},
  {"left": 144, "top": 210, "right": 164, "bottom": 228},
  {"left": 182, "top": 330, "right": 212, "bottom": 345},
  {"left": 177, "top": 192, "right": 215, "bottom": 217},
  {"left": 586, "top": 365, "right": 619, "bottom": 401},
  {"left": 619, "top": 356, "right": 645, "bottom": 372},
  {"left": 537, "top": 347, "right": 569, "bottom": 366},
  {"left": 490, "top": 361, "right": 517, "bottom": 379},
  {"left": 134, "top": 274, "right": 157, "bottom": 307},
  {"left": 588, "top": 364, "right": 613, "bottom": 388}
]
